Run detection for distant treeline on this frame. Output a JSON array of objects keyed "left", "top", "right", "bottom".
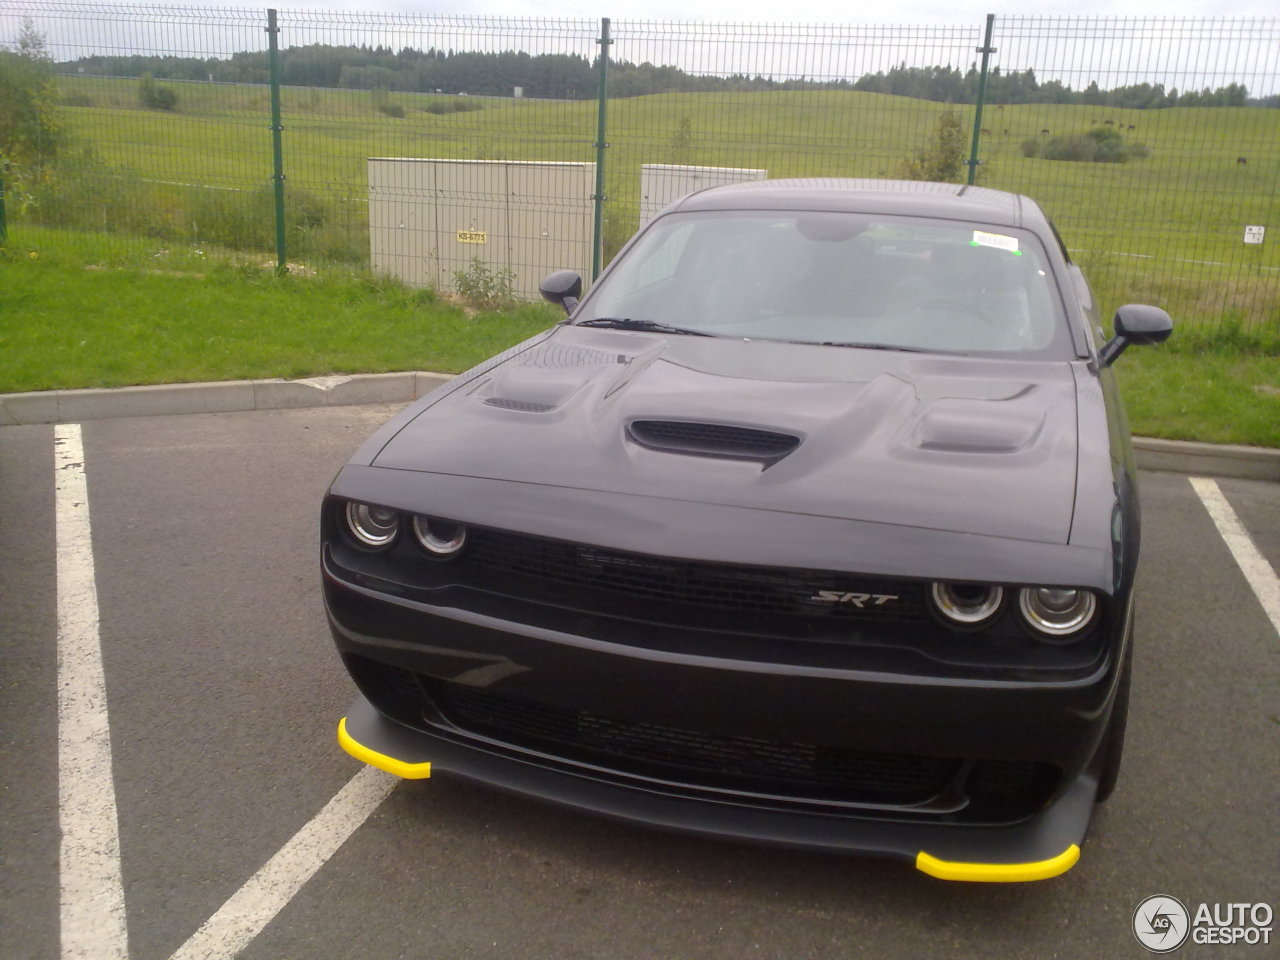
[{"left": 55, "top": 47, "right": 1279, "bottom": 107}]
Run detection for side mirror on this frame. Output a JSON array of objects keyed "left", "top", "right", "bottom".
[
  {"left": 1099, "top": 304, "right": 1173, "bottom": 366},
  {"left": 539, "top": 270, "right": 583, "bottom": 315}
]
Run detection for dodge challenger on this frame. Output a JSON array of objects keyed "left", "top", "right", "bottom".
[{"left": 322, "top": 178, "right": 1172, "bottom": 882}]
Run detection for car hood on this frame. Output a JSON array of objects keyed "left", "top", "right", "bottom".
[{"left": 373, "top": 326, "right": 1080, "bottom": 544}]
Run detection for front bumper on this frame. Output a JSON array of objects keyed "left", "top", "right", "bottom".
[
  {"left": 338, "top": 693, "right": 1090, "bottom": 881},
  {"left": 326, "top": 558, "right": 1122, "bottom": 881}
]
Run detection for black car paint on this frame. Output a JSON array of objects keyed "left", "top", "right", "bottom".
[{"left": 322, "top": 179, "right": 1167, "bottom": 876}]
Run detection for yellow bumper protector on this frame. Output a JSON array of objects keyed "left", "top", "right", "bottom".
[
  {"left": 915, "top": 844, "right": 1080, "bottom": 882},
  {"left": 337, "top": 717, "right": 432, "bottom": 780}
]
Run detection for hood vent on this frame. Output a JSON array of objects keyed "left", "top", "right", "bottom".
[
  {"left": 627, "top": 419, "right": 800, "bottom": 461},
  {"left": 484, "top": 397, "right": 556, "bottom": 413}
]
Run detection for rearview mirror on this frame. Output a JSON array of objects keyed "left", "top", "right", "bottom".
[
  {"left": 1099, "top": 304, "right": 1173, "bottom": 366},
  {"left": 539, "top": 270, "right": 583, "bottom": 315}
]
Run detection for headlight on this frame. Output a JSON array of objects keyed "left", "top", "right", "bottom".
[
  {"left": 345, "top": 502, "right": 399, "bottom": 549},
  {"left": 1018, "top": 587, "right": 1098, "bottom": 638},
  {"left": 412, "top": 515, "right": 466, "bottom": 557},
  {"left": 930, "top": 582, "right": 1004, "bottom": 629}
]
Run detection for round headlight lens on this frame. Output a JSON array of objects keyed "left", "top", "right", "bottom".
[
  {"left": 412, "top": 515, "right": 466, "bottom": 556},
  {"left": 930, "top": 582, "right": 1004, "bottom": 629},
  {"left": 345, "top": 502, "right": 399, "bottom": 548},
  {"left": 1018, "top": 587, "right": 1098, "bottom": 638}
]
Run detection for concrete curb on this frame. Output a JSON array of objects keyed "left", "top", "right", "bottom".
[
  {"left": 2, "top": 373, "right": 1276, "bottom": 482},
  {"left": 0, "top": 372, "right": 453, "bottom": 427}
]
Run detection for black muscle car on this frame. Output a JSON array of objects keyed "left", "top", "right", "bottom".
[{"left": 323, "top": 178, "right": 1172, "bottom": 882}]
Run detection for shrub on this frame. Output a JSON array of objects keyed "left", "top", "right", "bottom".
[
  {"left": 1042, "top": 134, "right": 1099, "bottom": 162},
  {"left": 138, "top": 72, "right": 178, "bottom": 110},
  {"left": 1020, "top": 137, "right": 1040, "bottom": 158},
  {"left": 452, "top": 256, "right": 516, "bottom": 308},
  {"left": 422, "top": 98, "right": 485, "bottom": 115},
  {"left": 900, "top": 111, "right": 967, "bottom": 183},
  {"left": 378, "top": 102, "right": 405, "bottom": 119},
  {"left": 1040, "top": 126, "right": 1149, "bottom": 163}
]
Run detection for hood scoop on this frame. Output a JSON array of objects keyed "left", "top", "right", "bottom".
[
  {"left": 627, "top": 419, "right": 801, "bottom": 462},
  {"left": 484, "top": 397, "right": 557, "bottom": 413}
]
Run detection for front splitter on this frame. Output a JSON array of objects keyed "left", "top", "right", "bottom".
[{"left": 338, "top": 692, "right": 1093, "bottom": 882}]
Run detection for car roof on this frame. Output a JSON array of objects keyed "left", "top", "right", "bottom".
[{"left": 672, "top": 178, "right": 1040, "bottom": 231}]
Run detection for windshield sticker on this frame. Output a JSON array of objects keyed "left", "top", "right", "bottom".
[{"left": 971, "top": 230, "right": 1021, "bottom": 254}]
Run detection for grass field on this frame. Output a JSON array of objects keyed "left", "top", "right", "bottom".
[
  {"left": 6, "top": 77, "right": 1276, "bottom": 445},
  {"left": 0, "top": 228, "right": 557, "bottom": 390},
  {"left": 42, "top": 75, "right": 1280, "bottom": 335},
  {"left": 2, "top": 226, "right": 1277, "bottom": 447}
]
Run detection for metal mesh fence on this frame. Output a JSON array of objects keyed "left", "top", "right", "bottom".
[
  {"left": 1, "top": 4, "right": 1276, "bottom": 331},
  {"left": 604, "top": 21, "right": 984, "bottom": 259},
  {"left": 981, "top": 17, "right": 1280, "bottom": 332},
  {"left": 3, "top": 4, "right": 274, "bottom": 253}
]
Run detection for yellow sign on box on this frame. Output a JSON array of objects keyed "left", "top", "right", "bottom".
[{"left": 457, "top": 230, "right": 488, "bottom": 244}]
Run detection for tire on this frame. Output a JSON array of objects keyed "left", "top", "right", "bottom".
[{"left": 1094, "top": 643, "right": 1132, "bottom": 804}]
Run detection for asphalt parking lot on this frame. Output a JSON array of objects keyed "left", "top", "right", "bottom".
[{"left": 2, "top": 404, "right": 1277, "bottom": 960}]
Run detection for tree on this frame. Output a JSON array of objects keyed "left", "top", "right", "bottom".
[
  {"left": 0, "top": 18, "right": 63, "bottom": 170},
  {"left": 668, "top": 116, "right": 692, "bottom": 163},
  {"left": 900, "top": 111, "right": 967, "bottom": 183}
]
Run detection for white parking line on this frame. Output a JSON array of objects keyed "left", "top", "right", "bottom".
[
  {"left": 166, "top": 766, "right": 398, "bottom": 960},
  {"left": 1190, "top": 477, "right": 1280, "bottom": 639},
  {"left": 55, "top": 423, "right": 130, "bottom": 960}
]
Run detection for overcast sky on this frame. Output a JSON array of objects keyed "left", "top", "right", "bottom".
[{"left": 258, "top": 0, "right": 1276, "bottom": 23}]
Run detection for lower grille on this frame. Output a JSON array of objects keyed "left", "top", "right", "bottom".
[
  {"left": 429, "top": 678, "right": 958, "bottom": 805},
  {"left": 345, "top": 656, "right": 1059, "bottom": 820}
]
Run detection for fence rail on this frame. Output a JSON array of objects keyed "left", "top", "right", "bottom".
[{"left": 2, "top": 3, "right": 1277, "bottom": 331}]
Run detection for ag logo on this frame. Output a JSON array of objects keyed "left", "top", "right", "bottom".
[{"left": 1133, "top": 895, "right": 1190, "bottom": 953}]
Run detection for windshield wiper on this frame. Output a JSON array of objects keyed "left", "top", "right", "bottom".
[
  {"left": 817, "top": 340, "right": 930, "bottom": 353},
  {"left": 576, "top": 317, "right": 714, "bottom": 337}
]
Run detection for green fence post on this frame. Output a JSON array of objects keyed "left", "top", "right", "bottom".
[
  {"left": 267, "top": 8, "right": 287, "bottom": 273},
  {"left": 967, "top": 14, "right": 996, "bottom": 186},
  {"left": 592, "top": 17, "right": 611, "bottom": 281},
  {"left": 0, "top": 171, "right": 7, "bottom": 245}
]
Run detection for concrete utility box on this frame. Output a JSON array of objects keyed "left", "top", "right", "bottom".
[
  {"left": 639, "top": 164, "right": 768, "bottom": 227},
  {"left": 368, "top": 158, "right": 595, "bottom": 299}
]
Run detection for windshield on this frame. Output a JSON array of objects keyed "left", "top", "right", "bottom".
[{"left": 576, "top": 210, "right": 1071, "bottom": 356}]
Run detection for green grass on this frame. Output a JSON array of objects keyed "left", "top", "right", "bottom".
[
  {"left": 0, "top": 227, "right": 558, "bottom": 392},
  {"left": 1116, "top": 348, "right": 1280, "bottom": 447},
  {"left": 42, "top": 77, "right": 1279, "bottom": 333},
  {"left": 2, "top": 226, "right": 1276, "bottom": 447},
  {"left": 9, "top": 80, "right": 1278, "bottom": 444}
]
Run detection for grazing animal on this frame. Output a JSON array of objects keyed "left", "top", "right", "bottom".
[
  {"left": 1040, "top": 128, "right": 1050, "bottom": 135},
  {"left": 1237, "top": 156, "right": 1248, "bottom": 165},
  {"left": 1104, "top": 119, "right": 1114, "bottom": 125},
  {"left": 980, "top": 128, "right": 991, "bottom": 135},
  {"left": 1127, "top": 124, "right": 1135, "bottom": 130}
]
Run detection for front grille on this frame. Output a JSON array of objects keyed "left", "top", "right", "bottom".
[
  {"left": 430, "top": 678, "right": 958, "bottom": 805},
  {"left": 627, "top": 419, "right": 800, "bottom": 460},
  {"left": 464, "top": 528, "right": 927, "bottom": 625}
]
